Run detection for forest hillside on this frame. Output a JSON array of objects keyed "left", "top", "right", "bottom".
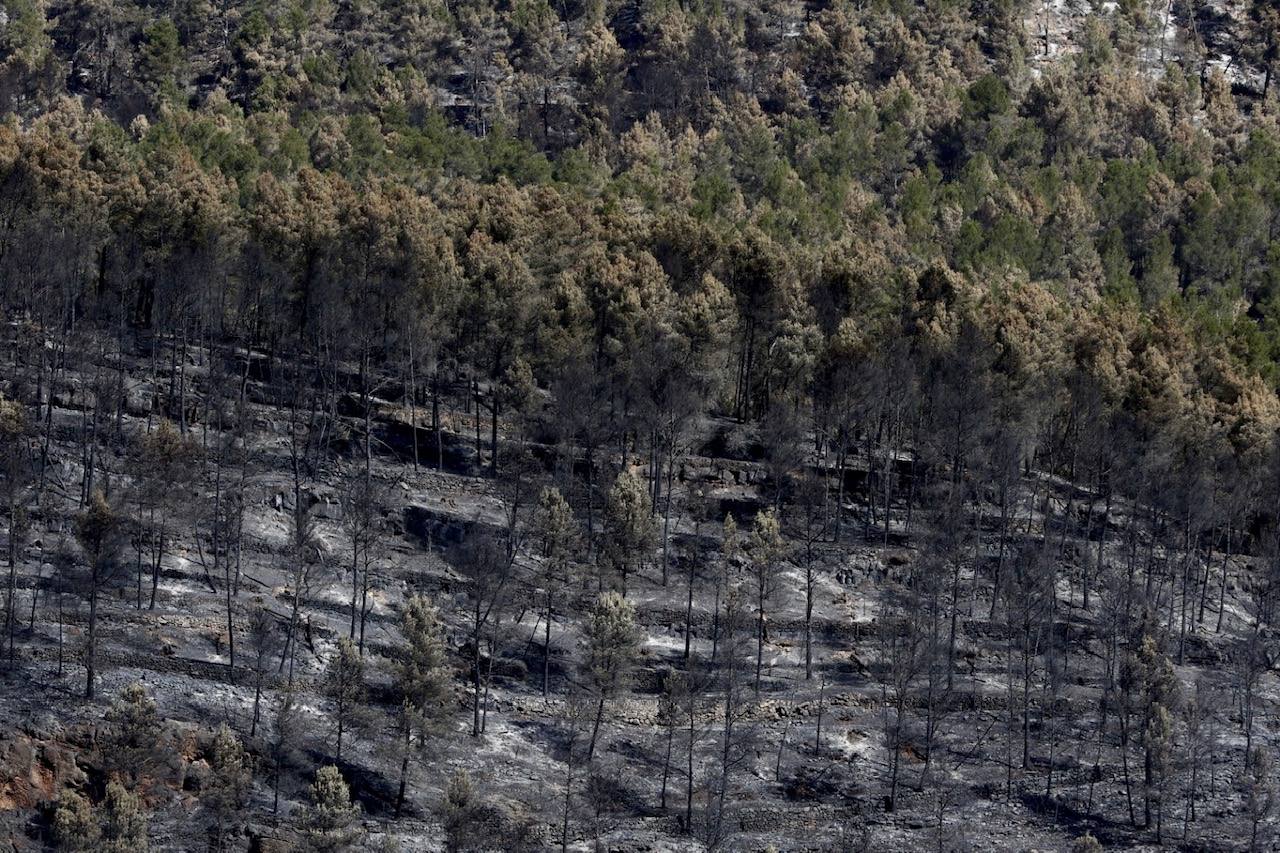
[{"left": 3, "top": 0, "right": 1280, "bottom": 849}]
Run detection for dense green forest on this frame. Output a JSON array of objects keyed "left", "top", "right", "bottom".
[
  {"left": 1, "top": 0, "right": 1280, "bottom": 423},
  {"left": 3, "top": 0, "right": 1280, "bottom": 456},
  {"left": 4, "top": 0, "right": 1280, "bottom": 848}
]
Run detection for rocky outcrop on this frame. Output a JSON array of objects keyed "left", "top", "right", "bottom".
[{"left": 0, "top": 724, "right": 85, "bottom": 811}]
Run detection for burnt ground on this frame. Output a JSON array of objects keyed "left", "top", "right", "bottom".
[{"left": 0, "top": 340, "right": 1272, "bottom": 852}]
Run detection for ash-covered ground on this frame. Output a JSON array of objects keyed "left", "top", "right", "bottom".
[{"left": 0, "top": 340, "right": 1273, "bottom": 852}]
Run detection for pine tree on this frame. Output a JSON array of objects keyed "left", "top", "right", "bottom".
[
  {"left": 339, "top": 470, "right": 385, "bottom": 651},
  {"left": 55, "top": 782, "right": 150, "bottom": 853},
  {"left": 103, "top": 681, "right": 162, "bottom": 788},
  {"left": 245, "top": 601, "right": 283, "bottom": 738},
  {"left": 747, "top": 509, "right": 786, "bottom": 696},
  {"left": 74, "top": 491, "right": 122, "bottom": 700},
  {"left": 52, "top": 789, "right": 101, "bottom": 851},
  {"left": 1243, "top": 746, "right": 1275, "bottom": 852},
  {"left": 0, "top": 395, "right": 32, "bottom": 666},
  {"left": 534, "top": 486, "right": 578, "bottom": 697},
  {"left": 297, "top": 765, "right": 364, "bottom": 853},
  {"left": 712, "top": 514, "right": 740, "bottom": 664},
  {"left": 452, "top": 532, "right": 512, "bottom": 738},
  {"left": 602, "top": 468, "right": 654, "bottom": 595},
  {"left": 657, "top": 670, "right": 688, "bottom": 811},
  {"left": 439, "top": 770, "right": 487, "bottom": 851},
  {"left": 100, "top": 781, "right": 149, "bottom": 853},
  {"left": 584, "top": 591, "right": 640, "bottom": 760},
  {"left": 133, "top": 420, "right": 199, "bottom": 611},
  {"left": 204, "top": 723, "right": 252, "bottom": 848},
  {"left": 269, "top": 689, "right": 303, "bottom": 816},
  {"left": 392, "top": 594, "right": 452, "bottom": 816},
  {"left": 321, "top": 637, "right": 368, "bottom": 760},
  {"left": 1129, "top": 635, "right": 1178, "bottom": 831}
]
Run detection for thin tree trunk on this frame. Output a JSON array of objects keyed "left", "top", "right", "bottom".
[
  {"left": 148, "top": 519, "right": 165, "bottom": 610},
  {"left": 433, "top": 372, "right": 443, "bottom": 471},
  {"left": 588, "top": 695, "right": 606, "bottom": 761},
  {"left": 409, "top": 340, "right": 419, "bottom": 471},
  {"left": 1216, "top": 525, "right": 1231, "bottom": 632},
  {"left": 686, "top": 698, "right": 695, "bottom": 830},
  {"left": 684, "top": 555, "right": 696, "bottom": 662},
  {"left": 660, "top": 723, "right": 674, "bottom": 808},
  {"left": 804, "top": 562, "right": 814, "bottom": 680},
  {"left": 396, "top": 723, "right": 412, "bottom": 817},
  {"left": 85, "top": 578, "right": 98, "bottom": 699},
  {"left": 544, "top": 587, "right": 553, "bottom": 698},
  {"left": 5, "top": 508, "right": 17, "bottom": 666},
  {"left": 561, "top": 743, "right": 575, "bottom": 853},
  {"left": 472, "top": 620, "right": 484, "bottom": 737}
]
